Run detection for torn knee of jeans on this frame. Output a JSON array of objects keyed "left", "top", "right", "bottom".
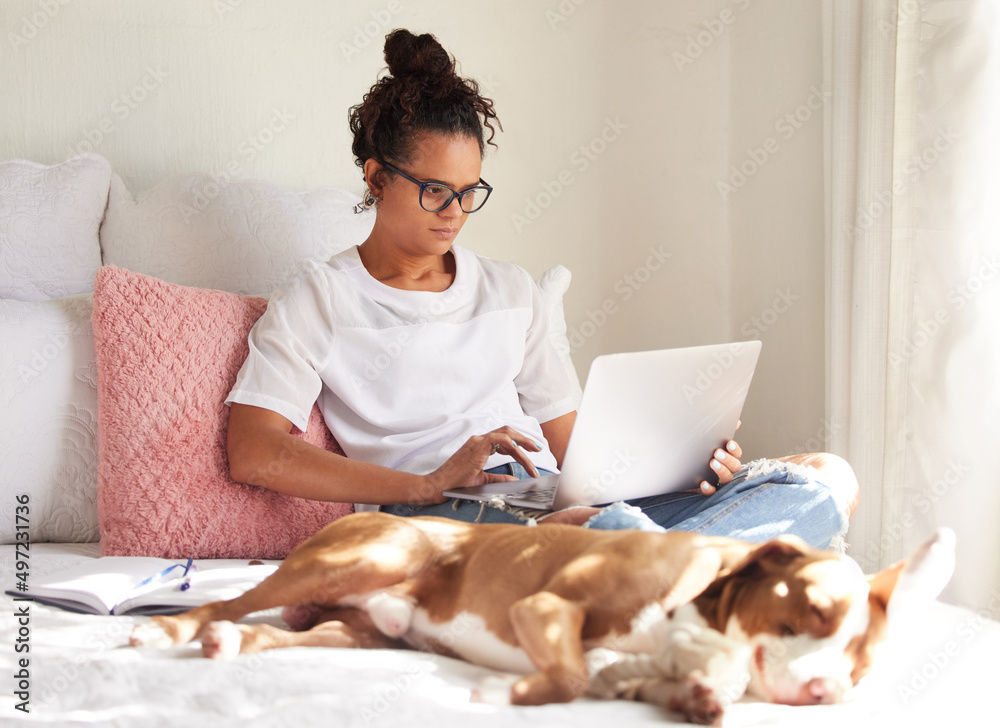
[
  {"left": 481, "top": 497, "right": 543, "bottom": 525},
  {"left": 746, "top": 457, "right": 826, "bottom": 483}
]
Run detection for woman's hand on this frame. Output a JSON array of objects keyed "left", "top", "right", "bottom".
[
  {"left": 422, "top": 426, "right": 543, "bottom": 503},
  {"left": 698, "top": 421, "right": 743, "bottom": 496}
]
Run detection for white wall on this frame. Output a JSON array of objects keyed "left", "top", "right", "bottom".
[{"left": 0, "top": 0, "right": 827, "bottom": 461}]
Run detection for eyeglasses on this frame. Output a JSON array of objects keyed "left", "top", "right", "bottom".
[{"left": 379, "top": 160, "right": 493, "bottom": 213}]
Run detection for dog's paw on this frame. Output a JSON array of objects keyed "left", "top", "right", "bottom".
[
  {"left": 130, "top": 620, "right": 175, "bottom": 649},
  {"left": 470, "top": 674, "right": 519, "bottom": 706},
  {"left": 366, "top": 592, "right": 414, "bottom": 638},
  {"left": 201, "top": 621, "right": 243, "bottom": 660},
  {"left": 667, "top": 677, "right": 725, "bottom": 727},
  {"left": 635, "top": 675, "right": 727, "bottom": 727}
]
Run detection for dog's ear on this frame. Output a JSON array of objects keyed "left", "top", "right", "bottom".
[
  {"left": 868, "top": 528, "right": 956, "bottom": 621},
  {"left": 718, "top": 534, "right": 812, "bottom": 581},
  {"left": 717, "top": 535, "right": 810, "bottom": 581},
  {"left": 696, "top": 535, "right": 813, "bottom": 631}
]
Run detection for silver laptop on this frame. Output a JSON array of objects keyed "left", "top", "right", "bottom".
[{"left": 442, "top": 341, "right": 761, "bottom": 511}]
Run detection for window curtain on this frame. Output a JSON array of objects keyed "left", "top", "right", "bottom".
[{"left": 824, "top": 0, "right": 1000, "bottom": 617}]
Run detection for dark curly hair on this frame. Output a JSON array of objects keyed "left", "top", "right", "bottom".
[{"left": 349, "top": 29, "right": 501, "bottom": 189}]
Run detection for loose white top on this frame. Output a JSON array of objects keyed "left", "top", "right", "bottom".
[{"left": 226, "top": 245, "right": 579, "bottom": 503}]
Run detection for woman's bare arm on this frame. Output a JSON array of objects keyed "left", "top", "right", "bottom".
[
  {"left": 539, "top": 411, "right": 576, "bottom": 469},
  {"left": 226, "top": 403, "right": 434, "bottom": 504},
  {"left": 226, "top": 403, "right": 537, "bottom": 505}
]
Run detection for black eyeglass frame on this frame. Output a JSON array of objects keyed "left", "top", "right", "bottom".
[{"left": 378, "top": 159, "right": 493, "bottom": 213}]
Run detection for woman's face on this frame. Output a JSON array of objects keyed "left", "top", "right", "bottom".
[{"left": 370, "top": 132, "right": 483, "bottom": 257}]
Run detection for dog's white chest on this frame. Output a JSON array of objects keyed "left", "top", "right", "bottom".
[
  {"left": 406, "top": 609, "right": 535, "bottom": 675},
  {"left": 352, "top": 590, "right": 708, "bottom": 678},
  {"left": 352, "top": 587, "right": 717, "bottom": 681},
  {"left": 346, "top": 589, "right": 534, "bottom": 674},
  {"left": 592, "top": 599, "right": 685, "bottom": 653}
]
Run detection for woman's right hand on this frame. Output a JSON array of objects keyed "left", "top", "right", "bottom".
[{"left": 420, "top": 426, "right": 543, "bottom": 503}]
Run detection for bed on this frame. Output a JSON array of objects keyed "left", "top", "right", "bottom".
[
  {"left": 2, "top": 543, "right": 997, "bottom": 726},
  {"left": 1, "top": 154, "right": 996, "bottom": 726}
]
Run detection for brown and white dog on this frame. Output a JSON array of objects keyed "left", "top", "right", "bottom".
[{"left": 130, "top": 512, "right": 955, "bottom": 725}]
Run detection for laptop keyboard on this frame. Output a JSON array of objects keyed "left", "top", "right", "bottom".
[{"left": 506, "top": 484, "right": 558, "bottom": 505}]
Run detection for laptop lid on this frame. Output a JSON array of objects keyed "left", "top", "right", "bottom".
[{"left": 551, "top": 340, "right": 761, "bottom": 509}]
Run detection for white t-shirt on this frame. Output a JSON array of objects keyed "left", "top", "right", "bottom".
[{"left": 226, "top": 245, "right": 579, "bottom": 503}]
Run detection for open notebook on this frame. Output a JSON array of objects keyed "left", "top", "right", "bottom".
[
  {"left": 8, "top": 557, "right": 278, "bottom": 616},
  {"left": 443, "top": 341, "right": 761, "bottom": 510}
]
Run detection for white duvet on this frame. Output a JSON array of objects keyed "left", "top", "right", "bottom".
[{"left": 1, "top": 544, "right": 995, "bottom": 727}]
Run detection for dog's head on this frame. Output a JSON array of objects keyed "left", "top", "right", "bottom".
[{"left": 695, "top": 528, "right": 955, "bottom": 706}]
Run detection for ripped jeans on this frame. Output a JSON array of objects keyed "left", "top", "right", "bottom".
[{"left": 380, "top": 458, "right": 850, "bottom": 551}]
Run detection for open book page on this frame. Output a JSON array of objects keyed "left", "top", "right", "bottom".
[
  {"left": 13, "top": 557, "right": 278, "bottom": 615},
  {"left": 118, "top": 562, "right": 278, "bottom": 615}
]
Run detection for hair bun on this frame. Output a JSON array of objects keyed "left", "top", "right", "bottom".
[
  {"left": 384, "top": 29, "right": 454, "bottom": 80},
  {"left": 349, "top": 28, "right": 501, "bottom": 172}
]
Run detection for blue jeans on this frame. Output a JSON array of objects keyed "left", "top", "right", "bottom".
[
  {"left": 381, "top": 459, "right": 849, "bottom": 551},
  {"left": 381, "top": 463, "right": 556, "bottom": 525},
  {"left": 592, "top": 458, "right": 850, "bottom": 550}
]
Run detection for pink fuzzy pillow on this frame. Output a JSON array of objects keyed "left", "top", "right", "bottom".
[{"left": 91, "top": 266, "right": 353, "bottom": 558}]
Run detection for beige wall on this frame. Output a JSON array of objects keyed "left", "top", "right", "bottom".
[{"left": 0, "top": 0, "right": 827, "bottom": 460}]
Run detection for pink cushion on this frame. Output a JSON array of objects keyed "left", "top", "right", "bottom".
[{"left": 92, "top": 266, "right": 353, "bottom": 558}]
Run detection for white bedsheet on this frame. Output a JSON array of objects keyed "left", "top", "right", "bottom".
[{"left": 1, "top": 543, "right": 995, "bottom": 727}]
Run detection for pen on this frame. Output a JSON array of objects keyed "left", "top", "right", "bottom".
[
  {"left": 132, "top": 558, "right": 195, "bottom": 591},
  {"left": 134, "top": 563, "right": 183, "bottom": 590},
  {"left": 178, "top": 558, "right": 196, "bottom": 591}
]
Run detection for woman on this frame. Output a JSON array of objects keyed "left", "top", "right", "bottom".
[{"left": 225, "top": 29, "right": 857, "bottom": 545}]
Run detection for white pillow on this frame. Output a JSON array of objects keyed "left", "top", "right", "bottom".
[
  {"left": 0, "top": 294, "right": 99, "bottom": 543},
  {"left": 0, "top": 155, "right": 111, "bottom": 301},
  {"left": 99, "top": 173, "right": 376, "bottom": 296}
]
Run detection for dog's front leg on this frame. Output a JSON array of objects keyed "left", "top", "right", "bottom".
[
  {"left": 199, "top": 607, "right": 406, "bottom": 660},
  {"left": 588, "top": 623, "right": 751, "bottom": 726},
  {"left": 505, "top": 591, "right": 589, "bottom": 705},
  {"left": 130, "top": 599, "right": 250, "bottom": 648}
]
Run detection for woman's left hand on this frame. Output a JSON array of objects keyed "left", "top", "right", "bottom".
[{"left": 698, "top": 421, "right": 743, "bottom": 496}]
